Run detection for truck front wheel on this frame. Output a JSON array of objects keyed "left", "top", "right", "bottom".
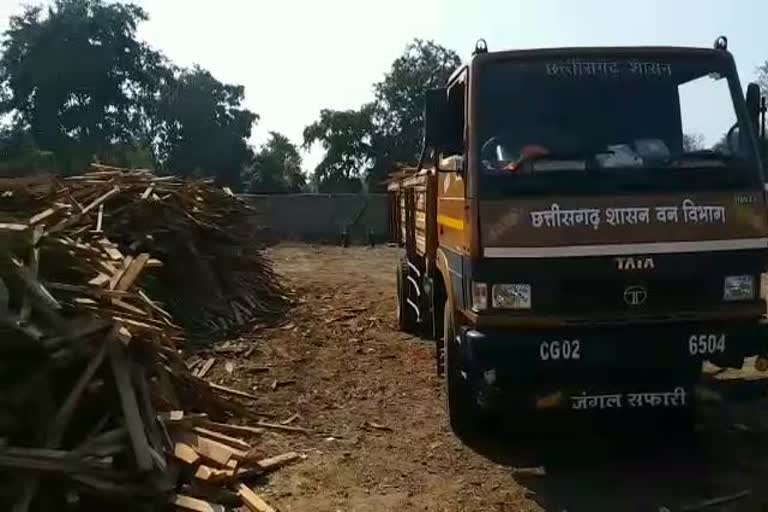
[{"left": 443, "top": 299, "right": 480, "bottom": 436}]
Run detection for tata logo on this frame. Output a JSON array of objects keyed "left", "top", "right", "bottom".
[
  {"left": 623, "top": 285, "right": 648, "bottom": 306},
  {"left": 615, "top": 256, "right": 655, "bottom": 271}
]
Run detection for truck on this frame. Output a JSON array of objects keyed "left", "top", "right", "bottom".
[{"left": 388, "top": 37, "right": 768, "bottom": 434}]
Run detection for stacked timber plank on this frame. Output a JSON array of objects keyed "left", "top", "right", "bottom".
[{"left": 0, "top": 166, "right": 293, "bottom": 510}]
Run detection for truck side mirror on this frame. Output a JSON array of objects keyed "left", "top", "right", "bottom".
[
  {"left": 424, "top": 88, "right": 460, "bottom": 153},
  {"left": 745, "top": 83, "right": 761, "bottom": 139}
]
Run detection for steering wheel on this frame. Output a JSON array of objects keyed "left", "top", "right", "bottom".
[{"left": 480, "top": 136, "right": 503, "bottom": 164}]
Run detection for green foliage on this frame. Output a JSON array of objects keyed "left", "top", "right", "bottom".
[
  {"left": 0, "top": 125, "right": 57, "bottom": 176},
  {"left": 154, "top": 66, "right": 258, "bottom": 188},
  {"left": 0, "top": 0, "right": 163, "bottom": 172},
  {"left": 304, "top": 39, "right": 461, "bottom": 192},
  {"left": 302, "top": 105, "right": 374, "bottom": 192},
  {"left": 0, "top": 0, "right": 257, "bottom": 184},
  {"left": 372, "top": 39, "right": 461, "bottom": 171},
  {"left": 244, "top": 131, "right": 305, "bottom": 193}
]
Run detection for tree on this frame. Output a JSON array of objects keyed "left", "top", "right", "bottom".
[
  {"left": 303, "top": 39, "right": 461, "bottom": 192},
  {"left": 154, "top": 66, "right": 258, "bottom": 189},
  {"left": 244, "top": 132, "right": 305, "bottom": 193},
  {"left": 0, "top": 0, "right": 163, "bottom": 171},
  {"left": 372, "top": 39, "right": 461, "bottom": 173},
  {"left": 302, "top": 106, "right": 375, "bottom": 193},
  {"left": 682, "top": 133, "right": 705, "bottom": 152}
]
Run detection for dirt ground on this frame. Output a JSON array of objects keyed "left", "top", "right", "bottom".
[{"left": 198, "top": 243, "right": 768, "bottom": 512}]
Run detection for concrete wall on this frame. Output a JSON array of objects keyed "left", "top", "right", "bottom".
[{"left": 241, "top": 193, "right": 388, "bottom": 243}]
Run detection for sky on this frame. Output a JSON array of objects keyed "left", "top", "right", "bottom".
[{"left": 0, "top": 0, "right": 766, "bottom": 171}]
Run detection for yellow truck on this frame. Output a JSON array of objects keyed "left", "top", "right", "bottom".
[{"left": 389, "top": 37, "right": 768, "bottom": 434}]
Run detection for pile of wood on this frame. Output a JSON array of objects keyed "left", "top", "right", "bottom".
[
  {"left": 1, "top": 165, "right": 288, "bottom": 338},
  {"left": 0, "top": 166, "right": 294, "bottom": 510}
]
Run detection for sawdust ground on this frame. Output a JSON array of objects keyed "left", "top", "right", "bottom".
[{"left": 197, "top": 243, "right": 768, "bottom": 512}]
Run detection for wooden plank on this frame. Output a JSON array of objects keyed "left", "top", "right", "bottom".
[
  {"left": 197, "top": 421, "right": 265, "bottom": 438},
  {"left": 170, "top": 494, "right": 226, "bottom": 512},
  {"left": 237, "top": 484, "right": 277, "bottom": 512},
  {"left": 94, "top": 203, "right": 104, "bottom": 232},
  {"left": 0, "top": 223, "right": 28, "bottom": 232},
  {"left": 47, "top": 186, "right": 120, "bottom": 234},
  {"left": 7, "top": 254, "right": 61, "bottom": 311},
  {"left": 257, "top": 452, "right": 300, "bottom": 471},
  {"left": 208, "top": 382, "right": 259, "bottom": 400},
  {"left": 192, "top": 426, "right": 251, "bottom": 451},
  {"left": 256, "top": 421, "right": 311, "bottom": 434},
  {"left": 88, "top": 273, "right": 111, "bottom": 287},
  {"left": 99, "top": 238, "right": 124, "bottom": 261},
  {"left": 47, "top": 343, "right": 108, "bottom": 446},
  {"left": 195, "top": 357, "right": 216, "bottom": 378},
  {"left": 174, "top": 432, "right": 244, "bottom": 466},
  {"left": 19, "top": 226, "right": 42, "bottom": 322},
  {"left": 114, "top": 253, "right": 150, "bottom": 292},
  {"left": 108, "top": 336, "right": 153, "bottom": 472},
  {"left": 109, "top": 255, "right": 133, "bottom": 290},
  {"left": 111, "top": 298, "right": 149, "bottom": 316},
  {"left": 29, "top": 207, "right": 58, "bottom": 225},
  {"left": 681, "top": 490, "right": 751, "bottom": 511},
  {"left": 173, "top": 443, "right": 201, "bottom": 465},
  {"left": 180, "top": 484, "right": 241, "bottom": 508}
]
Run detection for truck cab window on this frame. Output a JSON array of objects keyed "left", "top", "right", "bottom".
[
  {"left": 679, "top": 74, "right": 738, "bottom": 154},
  {"left": 445, "top": 79, "right": 465, "bottom": 155}
]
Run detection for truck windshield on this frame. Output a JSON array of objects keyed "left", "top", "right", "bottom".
[{"left": 476, "top": 53, "right": 760, "bottom": 193}]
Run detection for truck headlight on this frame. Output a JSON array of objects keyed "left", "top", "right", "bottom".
[
  {"left": 471, "top": 282, "right": 488, "bottom": 311},
  {"left": 724, "top": 275, "right": 755, "bottom": 301},
  {"left": 492, "top": 284, "right": 532, "bottom": 309}
]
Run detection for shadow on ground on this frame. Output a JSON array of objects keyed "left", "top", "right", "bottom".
[{"left": 461, "top": 379, "right": 768, "bottom": 512}]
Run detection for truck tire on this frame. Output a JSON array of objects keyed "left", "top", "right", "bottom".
[
  {"left": 443, "top": 299, "right": 480, "bottom": 436},
  {"left": 396, "top": 258, "right": 418, "bottom": 333}
]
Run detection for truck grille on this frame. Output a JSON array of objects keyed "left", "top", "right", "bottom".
[{"left": 552, "top": 277, "right": 720, "bottom": 315}]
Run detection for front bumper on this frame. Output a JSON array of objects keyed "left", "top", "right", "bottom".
[{"left": 460, "top": 319, "right": 768, "bottom": 379}]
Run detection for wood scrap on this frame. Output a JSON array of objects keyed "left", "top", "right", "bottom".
[
  {"left": 192, "top": 427, "right": 252, "bottom": 451},
  {"left": 196, "top": 357, "right": 216, "bottom": 378},
  {"left": 0, "top": 165, "right": 291, "bottom": 510},
  {"left": 170, "top": 494, "right": 227, "bottom": 512},
  {"left": 681, "top": 490, "right": 751, "bottom": 511},
  {"left": 256, "top": 452, "right": 300, "bottom": 471},
  {"left": 208, "top": 382, "right": 259, "bottom": 401},
  {"left": 237, "top": 484, "right": 277, "bottom": 512}
]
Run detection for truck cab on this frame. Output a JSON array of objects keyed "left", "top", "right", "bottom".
[{"left": 389, "top": 38, "right": 768, "bottom": 434}]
